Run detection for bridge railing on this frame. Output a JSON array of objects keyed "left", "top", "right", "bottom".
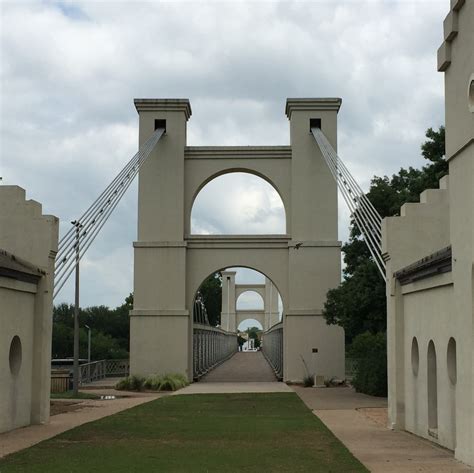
[
  {"left": 262, "top": 322, "right": 283, "bottom": 380},
  {"left": 79, "top": 359, "right": 130, "bottom": 385},
  {"left": 193, "top": 324, "right": 238, "bottom": 380}
]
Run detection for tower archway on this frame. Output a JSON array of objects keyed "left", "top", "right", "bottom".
[{"left": 130, "top": 97, "right": 344, "bottom": 383}]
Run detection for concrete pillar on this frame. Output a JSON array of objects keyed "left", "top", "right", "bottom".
[
  {"left": 130, "top": 99, "right": 193, "bottom": 379},
  {"left": 264, "top": 277, "right": 279, "bottom": 330},
  {"left": 283, "top": 98, "right": 345, "bottom": 382},
  {"left": 220, "top": 271, "right": 236, "bottom": 332}
]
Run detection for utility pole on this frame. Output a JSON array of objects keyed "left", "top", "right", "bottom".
[{"left": 72, "top": 220, "right": 82, "bottom": 396}]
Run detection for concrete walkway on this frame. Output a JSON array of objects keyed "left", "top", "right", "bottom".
[
  {"left": 200, "top": 351, "right": 277, "bottom": 382},
  {"left": 293, "top": 386, "right": 473, "bottom": 473},
  {"left": 176, "top": 351, "right": 289, "bottom": 394},
  {"left": 175, "top": 381, "right": 292, "bottom": 395},
  {"left": 0, "top": 389, "right": 164, "bottom": 459}
]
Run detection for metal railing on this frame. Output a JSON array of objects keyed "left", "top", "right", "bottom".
[
  {"left": 345, "top": 358, "right": 360, "bottom": 382},
  {"left": 262, "top": 322, "right": 283, "bottom": 380},
  {"left": 79, "top": 359, "right": 130, "bottom": 385},
  {"left": 193, "top": 324, "right": 238, "bottom": 380}
]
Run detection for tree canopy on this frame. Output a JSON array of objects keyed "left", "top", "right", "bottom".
[
  {"left": 198, "top": 272, "right": 222, "bottom": 326},
  {"left": 323, "top": 126, "right": 447, "bottom": 344},
  {"left": 52, "top": 295, "right": 132, "bottom": 360}
]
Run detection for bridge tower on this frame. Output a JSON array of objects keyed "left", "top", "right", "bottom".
[{"left": 130, "top": 98, "right": 345, "bottom": 382}]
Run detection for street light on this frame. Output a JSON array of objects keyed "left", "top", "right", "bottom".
[
  {"left": 85, "top": 324, "right": 91, "bottom": 383},
  {"left": 71, "top": 220, "right": 83, "bottom": 397},
  {"left": 85, "top": 325, "right": 91, "bottom": 364}
]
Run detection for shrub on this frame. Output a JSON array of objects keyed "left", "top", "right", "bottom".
[
  {"left": 117, "top": 373, "right": 189, "bottom": 392},
  {"left": 303, "top": 375, "right": 314, "bottom": 387},
  {"left": 348, "top": 331, "right": 387, "bottom": 397},
  {"left": 115, "top": 375, "right": 145, "bottom": 392},
  {"left": 144, "top": 374, "right": 162, "bottom": 390},
  {"left": 156, "top": 373, "right": 189, "bottom": 391},
  {"left": 143, "top": 373, "right": 189, "bottom": 391}
]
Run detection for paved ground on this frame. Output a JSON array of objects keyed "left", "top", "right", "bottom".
[
  {"left": 80, "top": 377, "right": 123, "bottom": 389},
  {"left": 293, "top": 386, "right": 473, "bottom": 473},
  {"left": 0, "top": 389, "right": 165, "bottom": 459},
  {"left": 200, "top": 351, "right": 277, "bottom": 382},
  {"left": 175, "top": 381, "right": 292, "bottom": 395}
]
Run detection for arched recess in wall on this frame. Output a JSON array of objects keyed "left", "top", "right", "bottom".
[
  {"left": 447, "top": 337, "right": 457, "bottom": 385},
  {"left": 411, "top": 337, "right": 419, "bottom": 376},
  {"left": 447, "top": 337, "right": 457, "bottom": 448},
  {"left": 190, "top": 172, "right": 286, "bottom": 235},
  {"left": 427, "top": 340, "right": 438, "bottom": 431},
  {"left": 236, "top": 291, "right": 265, "bottom": 310}
]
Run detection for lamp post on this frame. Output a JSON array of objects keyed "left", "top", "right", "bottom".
[
  {"left": 72, "top": 220, "right": 83, "bottom": 397},
  {"left": 85, "top": 324, "right": 91, "bottom": 382},
  {"left": 85, "top": 324, "right": 91, "bottom": 363}
]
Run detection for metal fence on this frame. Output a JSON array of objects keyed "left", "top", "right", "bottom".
[
  {"left": 345, "top": 358, "right": 359, "bottom": 381},
  {"left": 262, "top": 322, "right": 283, "bottom": 380},
  {"left": 193, "top": 324, "right": 238, "bottom": 380},
  {"left": 78, "top": 359, "right": 130, "bottom": 385}
]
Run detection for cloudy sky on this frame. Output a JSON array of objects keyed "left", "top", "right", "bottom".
[{"left": 1, "top": 0, "right": 447, "bottom": 321}]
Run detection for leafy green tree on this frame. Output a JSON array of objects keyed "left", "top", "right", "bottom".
[
  {"left": 324, "top": 126, "right": 447, "bottom": 342},
  {"left": 52, "top": 294, "right": 132, "bottom": 360},
  {"left": 198, "top": 272, "right": 222, "bottom": 326},
  {"left": 323, "top": 126, "right": 446, "bottom": 394}
]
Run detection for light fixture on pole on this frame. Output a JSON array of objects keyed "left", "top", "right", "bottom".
[
  {"left": 85, "top": 324, "right": 91, "bottom": 383},
  {"left": 85, "top": 325, "right": 91, "bottom": 364},
  {"left": 71, "top": 219, "right": 83, "bottom": 397}
]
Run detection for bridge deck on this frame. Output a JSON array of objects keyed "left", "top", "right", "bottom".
[{"left": 200, "top": 352, "right": 276, "bottom": 383}]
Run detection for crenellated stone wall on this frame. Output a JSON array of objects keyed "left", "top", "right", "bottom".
[
  {"left": 384, "top": 1, "right": 473, "bottom": 465},
  {"left": 0, "top": 186, "right": 58, "bottom": 433}
]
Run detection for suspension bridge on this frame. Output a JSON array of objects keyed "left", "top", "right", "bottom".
[{"left": 55, "top": 97, "right": 385, "bottom": 385}]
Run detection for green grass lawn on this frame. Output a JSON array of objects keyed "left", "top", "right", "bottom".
[{"left": 0, "top": 393, "right": 368, "bottom": 473}]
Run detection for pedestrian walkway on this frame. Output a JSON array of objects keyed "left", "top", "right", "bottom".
[
  {"left": 200, "top": 351, "right": 277, "bottom": 382},
  {"left": 292, "top": 386, "right": 473, "bottom": 473}
]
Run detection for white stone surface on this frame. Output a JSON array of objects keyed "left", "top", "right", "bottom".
[
  {"left": 0, "top": 186, "right": 58, "bottom": 433},
  {"left": 384, "top": 2, "right": 474, "bottom": 466},
  {"left": 130, "top": 97, "right": 345, "bottom": 383}
]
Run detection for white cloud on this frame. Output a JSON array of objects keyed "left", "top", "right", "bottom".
[
  {"left": 0, "top": 0, "right": 448, "bottom": 307},
  {"left": 191, "top": 172, "right": 286, "bottom": 235}
]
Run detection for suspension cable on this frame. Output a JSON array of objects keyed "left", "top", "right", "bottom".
[
  {"left": 53, "top": 128, "right": 165, "bottom": 298},
  {"left": 311, "top": 127, "right": 386, "bottom": 281}
]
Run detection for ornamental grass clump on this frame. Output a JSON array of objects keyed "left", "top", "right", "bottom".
[
  {"left": 115, "top": 375, "right": 145, "bottom": 392},
  {"left": 303, "top": 375, "right": 314, "bottom": 387},
  {"left": 117, "top": 373, "right": 188, "bottom": 392},
  {"left": 157, "top": 373, "right": 189, "bottom": 391},
  {"left": 144, "top": 373, "right": 189, "bottom": 391}
]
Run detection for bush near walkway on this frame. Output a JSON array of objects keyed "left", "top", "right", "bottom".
[
  {"left": 350, "top": 332, "right": 387, "bottom": 397},
  {"left": 0, "top": 393, "right": 368, "bottom": 473},
  {"left": 115, "top": 373, "right": 189, "bottom": 392}
]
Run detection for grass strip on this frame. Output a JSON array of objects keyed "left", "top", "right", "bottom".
[{"left": 1, "top": 393, "right": 368, "bottom": 473}]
